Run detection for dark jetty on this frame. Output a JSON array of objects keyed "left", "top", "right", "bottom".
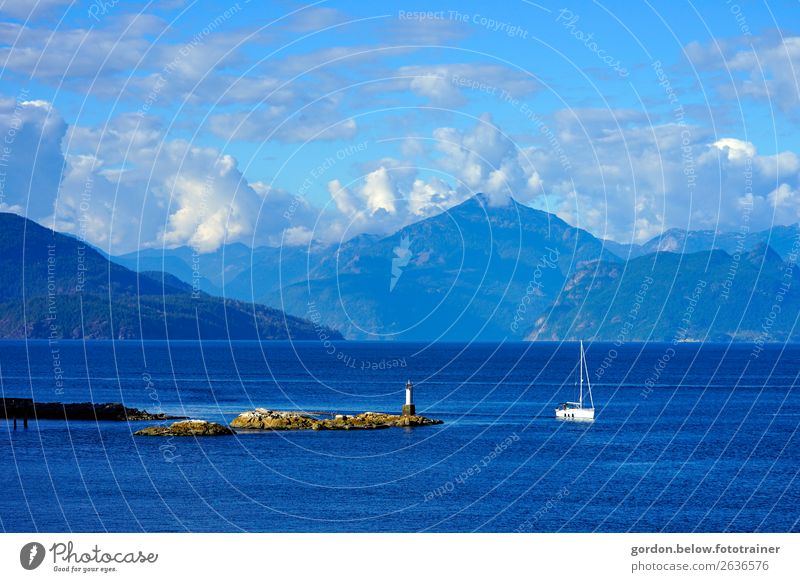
[{"left": 0, "top": 398, "right": 183, "bottom": 422}]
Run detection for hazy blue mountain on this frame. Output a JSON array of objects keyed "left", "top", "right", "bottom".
[
  {"left": 0, "top": 212, "right": 341, "bottom": 340},
  {"left": 530, "top": 244, "right": 800, "bottom": 342},
  {"left": 605, "top": 224, "right": 800, "bottom": 260},
  {"left": 99, "top": 195, "right": 800, "bottom": 342},
  {"left": 257, "top": 195, "right": 617, "bottom": 340},
  {"left": 113, "top": 242, "right": 259, "bottom": 296}
]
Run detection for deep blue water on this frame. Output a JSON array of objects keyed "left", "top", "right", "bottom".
[{"left": 0, "top": 340, "right": 798, "bottom": 532}]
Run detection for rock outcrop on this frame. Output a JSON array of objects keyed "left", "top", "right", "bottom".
[
  {"left": 230, "top": 408, "right": 443, "bottom": 430},
  {"left": 134, "top": 420, "right": 235, "bottom": 436}
]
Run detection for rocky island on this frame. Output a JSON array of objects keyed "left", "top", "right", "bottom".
[
  {"left": 229, "top": 408, "right": 443, "bottom": 430},
  {"left": 134, "top": 420, "right": 235, "bottom": 436}
]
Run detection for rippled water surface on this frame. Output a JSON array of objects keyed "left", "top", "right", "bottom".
[{"left": 0, "top": 340, "right": 798, "bottom": 532}]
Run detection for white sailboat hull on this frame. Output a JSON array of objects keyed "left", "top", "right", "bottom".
[
  {"left": 555, "top": 406, "right": 595, "bottom": 420},
  {"left": 554, "top": 341, "right": 597, "bottom": 421}
]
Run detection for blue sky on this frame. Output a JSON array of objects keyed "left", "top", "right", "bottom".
[{"left": 0, "top": 0, "right": 798, "bottom": 252}]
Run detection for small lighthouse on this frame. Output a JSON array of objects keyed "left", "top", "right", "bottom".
[{"left": 402, "top": 380, "right": 415, "bottom": 416}]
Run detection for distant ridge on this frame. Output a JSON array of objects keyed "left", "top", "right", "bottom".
[
  {"left": 69, "top": 194, "right": 800, "bottom": 342},
  {"left": 0, "top": 212, "right": 342, "bottom": 340},
  {"left": 603, "top": 223, "right": 800, "bottom": 261},
  {"left": 531, "top": 244, "right": 800, "bottom": 342}
]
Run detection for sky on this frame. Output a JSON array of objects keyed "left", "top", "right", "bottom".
[{"left": 0, "top": 0, "right": 798, "bottom": 254}]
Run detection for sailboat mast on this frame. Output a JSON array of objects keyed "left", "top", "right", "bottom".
[
  {"left": 583, "top": 341, "right": 594, "bottom": 409},
  {"left": 579, "top": 340, "right": 584, "bottom": 406}
]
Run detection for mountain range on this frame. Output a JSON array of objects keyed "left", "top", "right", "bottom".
[
  {"left": 532, "top": 244, "right": 800, "bottom": 342},
  {"left": 112, "top": 194, "right": 800, "bottom": 342},
  {"left": 4, "top": 196, "right": 798, "bottom": 342},
  {"left": 603, "top": 224, "right": 800, "bottom": 261},
  {"left": 0, "top": 212, "right": 341, "bottom": 340}
]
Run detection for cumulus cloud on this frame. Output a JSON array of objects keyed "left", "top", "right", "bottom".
[
  {"left": 433, "top": 113, "right": 542, "bottom": 205},
  {"left": 324, "top": 163, "right": 461, "bottom": 241},
  {"left": 712, "top": 137, "right": 756, "bottom": 161},
  {"left": 6, "top": 82, "right": 800, "bottom": 259},
  {"left": 522, "top": 109, "right": 800, "bottom": 242},
  {"left": 311, "top": 114, "right": 549, "bottom": 241},
  {"left": 0, "top": 95, "right": 66, "bottom": 219},
  {"left": 0, "top": 101, "right": 319, "bottom": 254}
]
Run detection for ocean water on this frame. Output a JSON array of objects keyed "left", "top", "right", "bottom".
[{"left": 0, "top": 340, "right": 798, "bottom": 533}]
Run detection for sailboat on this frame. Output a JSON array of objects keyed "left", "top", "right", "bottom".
[{"left": 555, "top": 340, "right": 595, "bottom": 420}]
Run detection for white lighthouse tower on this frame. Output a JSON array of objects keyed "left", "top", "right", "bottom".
[{"left": 402, "top": 380, "right": 415, "bottom": 416}]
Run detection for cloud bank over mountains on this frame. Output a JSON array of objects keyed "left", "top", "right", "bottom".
[
  {"left": 3, "top": 96, "right": 798, "bottom": 254},
  {"left": 0, "top": 4, "right": 798, "bottom": 254}
]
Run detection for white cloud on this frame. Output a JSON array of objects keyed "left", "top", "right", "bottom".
[
  {"left": 323, "top": 164, "right": 462, "bottom": 241},
  {"left": 0, "top": 15, "right": 164, "bottom": 81},
  {"left": 433, "top": 113, "right": 542, "bottom": 204},
  {"left": 207, "top": 98, "right": 358, "bottom": 143},
  {"left": 327, "top": 179, "right": 359, "bottom": 217},
  {"left": 523, "top": 109, "right": 800, "bottom": 242},
  {"left": 713, "top": 137, "right": 756, "bottom": 161},
  {"left": 283, "top": 7, "right": 348, "bottom": 33},
  {"left": 686, "top": 33, "right": 800, "bottom": 111},
  {"left": 283, "top": 225, "right": 313, "bottom": 245},
  {"left": 361, "top": 167, "right": 396, "bottom": 214},
  {"left": 7, "top": 84, "right": 800, "bottom": 258},
  {"left": 0, "top": 95, "right": 66, "bottom": 219},
  {"left": 15, "top": 106, "right": 316, "bottom": 254},
  {"left": 372, "top": 64, "right": 538, "bottom": 107}
]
